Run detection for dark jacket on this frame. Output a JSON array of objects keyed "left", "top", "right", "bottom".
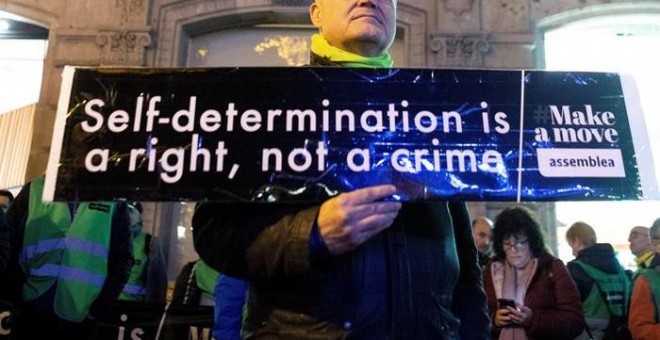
[
  {"left": 484, "top": 252, "right": 584, "bottom": 340},
  {"left": 567, "top": 243, "right": 623, "bottom": 302},
  {"left": 478, "top": 251, "right": 491, "bottom": 270},
  {"left": 143, "top": 233, "right": 168, "bottom": 302},
  {"left": 194, "top": 200, "right": 489, "bottom": 340},
  {"left": 2, "top": 181, "right": 133, "bottom": 318}
]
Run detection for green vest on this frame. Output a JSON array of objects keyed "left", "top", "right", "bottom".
[
  {"left": 194, "top": 260, "right": 219, "bottom": 305},
  {"left": 575, "top": 260, "right": 630, "bottom": 321},
  {"left": 637, "top": 268, "right": 660, "bottom": 323},
  {"left": 22, "top": 176, "right": 114, "bottom": 322},
  {"left": 119, "top": 231, "right": 148, "bottom": 301}
]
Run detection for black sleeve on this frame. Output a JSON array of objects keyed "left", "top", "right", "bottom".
[
  {"left": 192, "top": 202, "right": 319, "bottom": 280},
  {"left": 171, "top": 261, "right": 200, "bottom": 305},
  {"left": 566, "top": 261, "right": 593, "bottom": 302},
  {"left": 1, "top": 183, "right": 29, "bottom": 303},
  {"left": 6, "top": 183, "right": 29, "bottom": 259},
  {"left": 145, "top": 235, "right": 168, "bottom": 303},
  {"left": 90, "top": 202, "right": 134, "bottom": 318},
  {"left": 449, "top": 201, "right": 491, "bottom": 340},
  {"left": 0, "top": 209, "right": 9, "bottom": 273}
]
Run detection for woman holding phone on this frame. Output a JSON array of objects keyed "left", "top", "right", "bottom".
[{"left": 483, "top": 206, "right": 584, "bottom": 339}]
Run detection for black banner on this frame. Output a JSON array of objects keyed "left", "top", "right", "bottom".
[
  {"left": 0, "top": 301, "right": 214, "bottom": 340},
  {"left": 44, "top": 67, "right": 657, "bottom": 202},
  {"left": 91, "top": 302, "right": 214, "bottom": 340}
]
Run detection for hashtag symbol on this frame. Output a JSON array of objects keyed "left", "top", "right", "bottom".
[{"left": 532, "top": 105, "right": 551, "bottom": 125}]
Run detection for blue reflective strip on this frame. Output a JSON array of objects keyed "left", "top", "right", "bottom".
[
  {"left": 23, "top": 239, "right": 63, "bottom": 260},
  {"left": 23, "top": 237, "right": 109, "bottom": 261},
  {"left": 64, "top": 238, "right": 108, "bottom": 257},
  {"left": 30, "top": 263, "right": 105, "bottom": 286},
  {"left": 122, "top": 283, "right": 146, "bottom": 295}
]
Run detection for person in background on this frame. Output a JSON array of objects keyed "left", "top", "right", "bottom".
[
  {"left": 4, "top": 175, "right": 133, "bottom": 340},
  {"left": 483, "top": 206, "right": 583, "bottom": 339},
  {"left": 473, "top": 216, "right": 494, "bottom": 269},
  {"left": 118, "top": 202, "right": 167, "bottom": 302},
  {"left": 0, "top": 189, "right": 14, "bottom": 212},
  {"left": 192, "top": 0, "right": 490, "bottom": 338},
  {"left": 565, "top": 221, "right": 630, "bottom": 340},
  {"left": 628, "top": 223, "right": 660, "bottom": 339},
  {"left": 0, "top": 190, "right": 15, "bottom": 279},
  {"left": 628, "top": 226, "right": 654, "bottom": 271},
  {"left": 0, "top": 191, "right": 15, "bottom": 307},
  {"left": 0, "top": 208, "right": 8, "bottom": 273}
]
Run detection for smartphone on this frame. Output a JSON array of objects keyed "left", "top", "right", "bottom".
[{"left": 498, "top": 298, "right": 516, "bottom": 309}]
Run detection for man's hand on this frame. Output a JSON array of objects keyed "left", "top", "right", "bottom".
[{"left": 317, "top": 185, "right": 401, "bottom": 255}]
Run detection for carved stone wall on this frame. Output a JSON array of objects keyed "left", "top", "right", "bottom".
[
  {"left": 95, "top": 30, "right": 152, "bottom": 64},
  {"left": 430, "top": 33, "right": 490, "bottom": 68}
]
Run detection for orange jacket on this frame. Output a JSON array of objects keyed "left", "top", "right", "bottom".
[{"left": 629, "top": 275, "right": 660, "bottom": 340}]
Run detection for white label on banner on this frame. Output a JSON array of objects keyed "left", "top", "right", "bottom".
[{"left": 537, "top": 148, "right": 625, "bottom": 178}]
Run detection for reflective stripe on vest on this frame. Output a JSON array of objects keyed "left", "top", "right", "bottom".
[
  {"left": 23, "top": 237, "right": 109, "bottom": 260},
  {"left": 22, "top": 176, "right": 114, "bottom": 322},
  {"left": 119, "top": 231, "right": 148, "bottom": 301},
  {"left": 30, "top": 263, "right": 106, "bottom": 286},
  {"left": 122, "top": 283, "right": 146, "bottom": 296}
]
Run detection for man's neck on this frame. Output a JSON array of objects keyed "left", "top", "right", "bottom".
[{"left": 342, "top": 41, "right": 385, "bottom": 58}]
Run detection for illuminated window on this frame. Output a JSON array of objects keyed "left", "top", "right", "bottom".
[{"left": 0, "top": 11, "right": 47, "bottom": 114}]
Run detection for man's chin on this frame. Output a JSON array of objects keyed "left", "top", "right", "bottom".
[{"left": 345, "top": 35, "right": 390, "bottom": 54}]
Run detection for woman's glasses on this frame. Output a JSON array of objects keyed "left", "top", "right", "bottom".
[{"left": 502, "top": 239, "right": 529, "bottom": 251}]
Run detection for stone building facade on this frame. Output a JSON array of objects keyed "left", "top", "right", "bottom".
[{"left": 3, "top": 0, "right": 659, "bottom": 275}]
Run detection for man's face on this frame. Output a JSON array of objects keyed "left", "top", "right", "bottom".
[
  {"left": 629, "top": 227, "right": 651, "bottom": 256},
  {"left": 0, "top": 196, "right": 10, "bottom": 212},
  {"left": 310, "top": 0, "right": 397, "bottom": 57},
  {"left": 472, "top": 220, "right": 492, "bottom": 254}
]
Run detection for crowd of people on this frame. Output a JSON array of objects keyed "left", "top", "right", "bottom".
[
  {"left": 2, "top": 180, "right": 660, "bottom": 340},
  {"left": 471, "top": 211, "right": 660, "bottom": 340},
  {"left": 1, "top": 0, "right": 659, "bottom": 339}
]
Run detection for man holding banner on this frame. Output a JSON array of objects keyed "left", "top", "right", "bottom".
[{"left": 193, "top": 0, "right": 490, "bottom": 338}]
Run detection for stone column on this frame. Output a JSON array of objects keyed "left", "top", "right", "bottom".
[{"left": 25, "top": 0, "right": 152, "bottom": 181}]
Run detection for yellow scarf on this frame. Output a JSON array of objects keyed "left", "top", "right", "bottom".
[
  {"left": 635, "top": 251, "right": 655, "bottom": 269},
  {"left": 310, "top": 34, "right": 393, "bottom": 68}
]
